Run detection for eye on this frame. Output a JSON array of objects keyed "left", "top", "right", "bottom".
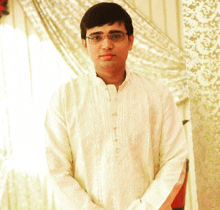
[
  {"left": 111, "top": 34, "right": 122, "bottom": 40},
  {"left": 91, "top": 35, "right": 102, "bottom": 40}
]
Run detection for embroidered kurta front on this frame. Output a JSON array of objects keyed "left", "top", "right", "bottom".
[{"left": 45, "top": 70, "right": 188, "bottom": 210}]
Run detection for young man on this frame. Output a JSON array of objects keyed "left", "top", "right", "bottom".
[{"left": 45, "top": 2, "right": 188, "bottom": 210}]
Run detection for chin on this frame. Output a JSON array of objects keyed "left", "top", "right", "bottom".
[{"left": 100, "top": 62, "right": 117, "bottom": 68}]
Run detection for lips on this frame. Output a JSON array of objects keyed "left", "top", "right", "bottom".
[
  {"left": 100, "top": 54, "right": 116, "bottom": 61},
  {"left": 100, "top": 54, "right": 115, "bottom": 57}
]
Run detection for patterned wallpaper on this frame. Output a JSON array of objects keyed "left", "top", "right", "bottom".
[{"left": 183, "top": 1, "right": 220, "bottom": 209}]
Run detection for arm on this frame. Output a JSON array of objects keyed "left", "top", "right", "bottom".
[
  {"left": 127, "top": 86, "right": 188, "bottom": 210},
  {"left": 127, "top": 162, "right": 186, "bottom": 210},
  {"left": 45, "top": 90, "right": 104, "bottom": 210}
]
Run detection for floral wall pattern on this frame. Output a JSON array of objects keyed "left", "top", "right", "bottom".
[{"left": 183, "top": 1, "right": 220, "bottom": 209}]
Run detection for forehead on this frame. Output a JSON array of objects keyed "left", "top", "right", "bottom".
[{"left": 86, "top": 22, "right": 126, "bottom": 35}]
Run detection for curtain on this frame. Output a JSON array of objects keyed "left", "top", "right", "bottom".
[
  {"left": 0, "top": 0, "right": 74, "bottom": 209},
  {"left": 183, "top": 1, "right": 220, "bottom": 210},
  {"left": 0, "top": 0, "right": 189, "bottom": 209},
  {"left": 17, "top": 0, "right": 188, "bottom": 103}
]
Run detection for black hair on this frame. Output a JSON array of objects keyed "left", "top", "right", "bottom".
[{"left": 80, "top": 2, "right": 133, "bottom": 39}]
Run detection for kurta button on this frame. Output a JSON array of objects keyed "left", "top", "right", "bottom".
[{"left": 112, "top": 112, "right": 117, "bottom": 116}]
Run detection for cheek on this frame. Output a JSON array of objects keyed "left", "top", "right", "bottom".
[
  {"left": 118, "top": 48, "right": 129, "bottom": 59},
  {"left": 88, "top": 46, "right": 98, "bottom": 59}
]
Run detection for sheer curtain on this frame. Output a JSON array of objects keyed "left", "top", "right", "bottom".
[
  {"left": 0, "top": 0, "right": 75, "bottom": 209},
  {"left": 0, "top": 0, "right": 188, "bottom": 209}
]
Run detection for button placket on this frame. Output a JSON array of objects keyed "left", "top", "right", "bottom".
[
  {"left": 107, "top": 85, "right": 119, "bottom": 143},
  {"left": 111, "top": 92, "right": 118, "bottom": 142}
]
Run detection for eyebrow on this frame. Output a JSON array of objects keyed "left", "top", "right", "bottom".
[
  {"left": 88, "top": 30, "right": 124, "bottom": 36},
  {"left": 109, "top": 30, "right": 124, "bottom": 34}
]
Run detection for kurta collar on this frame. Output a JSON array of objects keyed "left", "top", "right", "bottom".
[{"left": 89, "top": 67, "right": 131, "bottom": 89}]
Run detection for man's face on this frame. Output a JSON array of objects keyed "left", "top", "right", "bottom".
[{"left": 82, "top": 22, "right": 134, "bottom": 74}]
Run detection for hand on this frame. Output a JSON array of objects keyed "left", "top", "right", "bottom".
[{"left": 126, "top": 199, "right": 148, "bottom": 210}]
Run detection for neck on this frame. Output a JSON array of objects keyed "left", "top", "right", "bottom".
[{"left": 96, "top": 68, "right": 126, "bottom": 90}]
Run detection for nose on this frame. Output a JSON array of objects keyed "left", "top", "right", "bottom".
[{"left": 101, "top": 36, "right": 113, "bottom": 50}]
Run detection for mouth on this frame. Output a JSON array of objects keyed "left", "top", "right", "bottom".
[
  {"left": 100, "top": 54, "right": 115, "bottom": 57},
  {"left": 100, "top": 54, "right": 116, "bottom": 60}
]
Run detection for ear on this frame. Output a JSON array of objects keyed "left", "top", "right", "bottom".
[
  {"left": 128, "top": 34, "right": 134, "bottom": 51},
  {"left": 82, "top": 39, "right": 88, "bottom": 54}
]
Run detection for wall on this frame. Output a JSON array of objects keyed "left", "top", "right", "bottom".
[{"left": 183, "top": 1, "right": 220, "bottom": 209}]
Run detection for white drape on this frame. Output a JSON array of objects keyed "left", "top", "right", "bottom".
[{"left": 0, "top": 0, "right": 75, "bottom": 209}]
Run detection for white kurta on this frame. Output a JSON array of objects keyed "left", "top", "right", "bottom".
[{"left": 45, "top": 70, "right": 188, "bottom": 210}]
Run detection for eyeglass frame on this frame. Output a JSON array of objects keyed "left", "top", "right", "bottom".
[{"left": 86, "top": 31, "right": 128, "bottom": 44}]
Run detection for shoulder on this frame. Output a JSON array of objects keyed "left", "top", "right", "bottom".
[
  {"left": 130, "top": 71, "right": 170, "bottom": 96},
  {"left": 48, "top": 73, "right": 91, "bottom": 107},
  {"left": 56, "top": 73, "right": 91, "bottom": 96},
  {"left": 129, "top": 71, "right": 176, "bottom": 109}
]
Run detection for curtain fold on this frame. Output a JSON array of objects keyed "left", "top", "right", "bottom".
[
  {"left": 17, "top": 0, "right": 188, "bottom": 103},
  {"left": 0, "top": 1, "right": 74, "bottom": 209}
]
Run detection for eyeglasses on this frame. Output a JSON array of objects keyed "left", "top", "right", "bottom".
[{"left": 86, "top": 32, "right": 128, "bottom": 44}]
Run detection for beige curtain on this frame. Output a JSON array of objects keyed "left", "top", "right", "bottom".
[
  {"left": 183, "top": 1, "right": 220, "bottom": 210},
  {"left": 17, "top": 0, "right": 188, "bottom": 103},
  {"left": 0, "top": 0, "right": 74, "bottom": 209}
]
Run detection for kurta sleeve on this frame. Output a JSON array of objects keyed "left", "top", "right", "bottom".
[
  {"left": 140, "top": 85, "right": 188, "bottom": 210},
  {"left": 45, "top": 89, "right": 104, "bottom": 210}
]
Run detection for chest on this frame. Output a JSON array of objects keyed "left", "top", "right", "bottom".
[{"left": 66, "top": 85, "right": 162, "bottom": 143}]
